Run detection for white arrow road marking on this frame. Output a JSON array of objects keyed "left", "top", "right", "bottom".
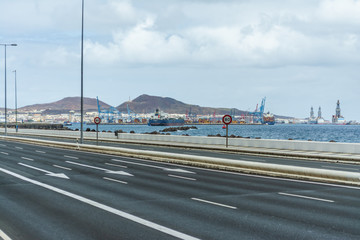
[
  {"left": 111, "top": 159, "right": 195, "bottom": 174},
  {"left": 18, "top": 163, "right": 69, "bottom": 179},
  {"left": 66, "top": 161, "right": 133, "bottom": 176},
  {"left": 0, "top": 167, "right": 200, "bottom": 240}
]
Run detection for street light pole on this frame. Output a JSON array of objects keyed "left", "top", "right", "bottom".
[
  {"left": 0, "top": 43, "right": 17, "bottom": 136},
  {"left": 80, "top": 0, "right": 84, "bottom": 144},
  {"left": 13, "top": 70, "right": 18, "bottom": 132}
]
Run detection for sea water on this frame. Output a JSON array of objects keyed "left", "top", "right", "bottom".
[{"left": 67, "top": 123, "right": 360, "bottom": 143}]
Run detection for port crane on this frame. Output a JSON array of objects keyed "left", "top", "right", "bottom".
[
  {"left": 96, "top": 96, "right": 121, "bottom": 123},
  {"left": 247, "top": 97, "right": 266, "bottom": 124}
]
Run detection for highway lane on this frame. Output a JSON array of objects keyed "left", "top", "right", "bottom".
[
  {"left": 5, "top": 134, "right": 360, "bottom": 173},
  {"left": 1, "top": 139, "right": 360, "bottom": 239}
]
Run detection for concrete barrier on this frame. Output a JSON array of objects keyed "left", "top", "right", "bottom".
[
  {"left": 4, "top": 135, "right": 360, "bottom": 186},
  {"left": 3, "top": 128, "right": 360, "bottom": 155}
]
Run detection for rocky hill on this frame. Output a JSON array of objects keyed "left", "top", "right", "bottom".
[
  {"left": 16, "top": 94, "right": 292, "bottom": 118},
  {"left": 117, "top": 94, "right": 247, "bottom": 115},
  {"left": 19, "top": 97, "right": 110, "bottom": 114}
]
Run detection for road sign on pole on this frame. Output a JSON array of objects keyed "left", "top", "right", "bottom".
[
  {"left": 222, "top": 115, "right": 232, "bottom": 125},
  {"left": 94, "top": 117, "right": 101, "bottom": 145},
  {"left": 94, "top": 117, "right": 101, "bottom": 125},
  {"left": 222, "top": 115, "right": 232, "bottom": 147}
]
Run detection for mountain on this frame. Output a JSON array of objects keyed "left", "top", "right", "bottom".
[
  {"left": 19, "top": 97, "right": 111, "bottom": 114},
  {"left": 117, "top": 94, "right": 247, "bottom": 115},
  {"left": 16, "top": 95, "right": 293, "bottom": 119}
]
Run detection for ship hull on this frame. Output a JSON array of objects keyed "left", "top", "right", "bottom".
[{"left": 148, "top": 118, "right": 185, "bottom": 126}]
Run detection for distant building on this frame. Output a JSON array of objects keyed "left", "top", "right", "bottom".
[
  {"left": 316, "top": 106, "right": 325, "bottom": 124},
  {"left": 308, "top": 106, "right": 317, "bottom": 124},
  {"left": 332, "top": 100, "right": 346, "bottom": 124}
]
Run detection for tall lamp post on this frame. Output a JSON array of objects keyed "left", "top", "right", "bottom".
[
  {"left": 0, "top": 43, "right": 17, "bottom": 136},
  {"left": 80, "top": 0, "right": 84, "bottom": 144},
  {"left": 13, "top": 70, "right": 18, "bottom": 132}
]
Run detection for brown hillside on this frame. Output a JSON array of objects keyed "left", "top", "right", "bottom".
[
  {"left": 117, "top": 94, "right": 246, "bottom": 115},
  {"left": 19, "top": 97, "right": 111, "bottom": 113}
]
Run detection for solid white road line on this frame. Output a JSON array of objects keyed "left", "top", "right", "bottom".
[
  {"left": 36, "top": 150, "right": 46, "bottom": 153},
  {"left": 191, "top": 198, "right": 237, "bottom": 209},
  {"left": 0, "top": 167, "right": 200, "bottom": 240},
  {"left": 0, "top": 152, "right": 9, "bottom": 155},
  {"left": 64, "top": 155, "right": 79, "bottom": 159},
  {"left": 168, "top": 175, "right": 196, "bottom": 181},
  {"left": 53, "top": 165, "right": 72, "bottom": 171},
  {"left": 21, "top": 157, "right": 34, "bottom": 161},
  {"left": 0, "top": 229, "right": 12, "bottom": 240},
  {"left": 103, "top": 177, "right": 128, "bottom": 184},
  {"left": 15, "top": 147, "right": 23, "bottom": 150},
  {"left": 278, "top": 192, "right": 334, "bottom": 203}
]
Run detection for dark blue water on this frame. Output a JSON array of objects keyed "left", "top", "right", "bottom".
[{"left": 67, "top": 123, "right": 360, "bottom": 143}]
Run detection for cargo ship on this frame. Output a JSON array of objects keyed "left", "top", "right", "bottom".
[
  {"left": 148, "top": 109, "right": 185, "bottom": 126},
  {"left": 262, "top": 112, "right": 275, "bottom": 125}
]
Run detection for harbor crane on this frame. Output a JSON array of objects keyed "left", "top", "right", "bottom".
[
  {"left": 96, "top": 96, "right": 121, "bottom": 123},
  {"left": 247, "top": 97, "right": 266, "bottom": 124}
]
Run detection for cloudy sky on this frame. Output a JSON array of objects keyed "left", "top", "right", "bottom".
[{"left": 0, "top": 0, "right": 359, "bottom": 120}]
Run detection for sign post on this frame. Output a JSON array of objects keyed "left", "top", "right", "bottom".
[
  {"left": 222, "top": 115, "right": 232, "bottom": 148},
  {"left": 94, "top": 117, "right": 101, "bottom": 145}
]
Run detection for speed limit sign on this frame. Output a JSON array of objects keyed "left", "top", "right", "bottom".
[
  {"left": 222, "top": 115, "right": 232, "bottom": 125},
  {"left": 94, "top": 117, "right": 101, "bottom": 125}
]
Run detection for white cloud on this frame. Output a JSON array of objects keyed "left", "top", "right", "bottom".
[
  {"left": 85, "top": 17, "right": 190, "bottom": 64},
  {"left": 318, "top": 0, "right": 360, "bottom": 24},
  {"left": 41, "top": 46, "right": 77, "bottom": 66},
  {"left": 77, "top": 0, "right": 360, "bottom": 68}
]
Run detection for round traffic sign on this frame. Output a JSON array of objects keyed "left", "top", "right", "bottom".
[
  {"left": 222, "top": 115, "right": 232, "bottom": 125},
  {"left": 94, "top": 117, "right": 101, "bottom": 125}
]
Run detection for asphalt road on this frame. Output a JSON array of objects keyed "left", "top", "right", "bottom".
[
  {"left": 1, "top": 139, "right": 360, "bottom": 239},
  {"left": 8, "top": 133, "right": 360, "bottom": 173}
]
